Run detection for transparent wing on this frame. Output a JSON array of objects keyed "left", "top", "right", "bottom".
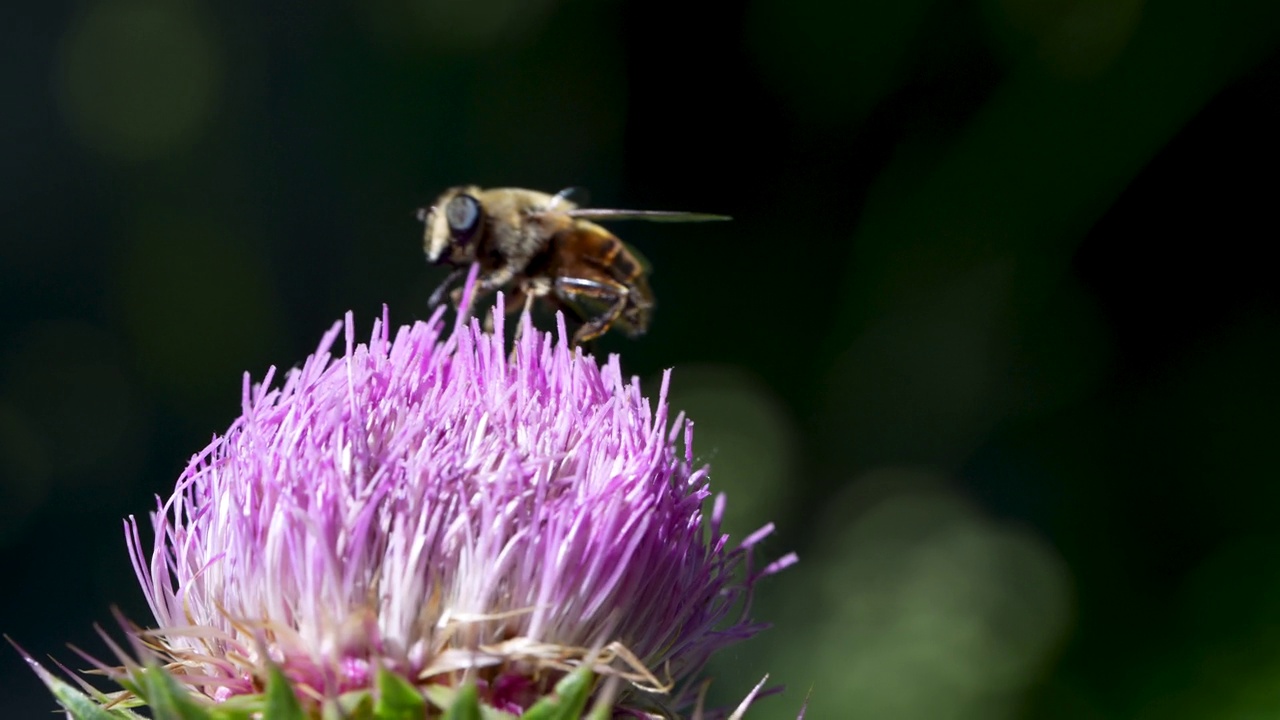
[
  {"left": 623, "top": 240, "right": 653, "bottom": 274},
  {"left": 567, "top": 208, "right": 731, "bottom": 223}
]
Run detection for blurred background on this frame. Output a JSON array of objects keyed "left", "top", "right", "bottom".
[{"left": 2, "top": 0, "right": 1278, "bottom": 717}]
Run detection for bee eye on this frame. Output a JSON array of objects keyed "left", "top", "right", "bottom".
[{"left": 446, "top": 194, "right": 481, "bottom": 244}]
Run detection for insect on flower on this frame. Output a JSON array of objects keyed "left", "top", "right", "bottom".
[{"left": 418, "top": 186, "right": 729, "bottom": 345}]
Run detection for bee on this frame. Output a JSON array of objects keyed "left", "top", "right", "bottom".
[{"left": 418, "top": 186, "right": 728, "bottom": 345}]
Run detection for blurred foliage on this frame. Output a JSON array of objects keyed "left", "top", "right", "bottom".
[{"left": 2, "top": 0, "right": 1279, "bottom": 717}]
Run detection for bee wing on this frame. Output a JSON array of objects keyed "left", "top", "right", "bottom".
[
  {"left": 622, "top": 240, "right": 653, "bottom": 274},
  {"left": 566, "top": 208, "right": 731, "bottom": 223}
]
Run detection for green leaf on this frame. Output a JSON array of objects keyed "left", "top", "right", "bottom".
[
  {"left": 423, "top": 683, "right": 518, "bottom": 720},
  {"left": 422, "top": 684, "right": 456, "bottom": 711},
  {"left": 374, "top": 667, "right": 426, "bottom": 720},
  {"left": 43, "top": 673, "right": 143, "bottom": 720},
  {"left": 263, "top": 664, "right": 306, "bottom": 720},
  {"left": 114, "top": 673, "right": 145, "bottom": 702},
  {"left": 8, "top": 637, "right": 143, "bottom": 719},
  {"left": 207, "top": 707, "right": 258, "bottom": 720},
  {"left": 519, "top": 667, "right": 595, "bottom": 720},
  {"left": 323, "top": 690, "right": 375, "bottom": 720},
  {"left": 204, "top": 692, "right": 266, "bottom": 720},
  {"left": 582, "top": 691, "right": 615, "bottom": 720},
  {"left": 441, "top": 683, "right": 481, "bottom": 720},
  {"left": 139, "top": 666, "right": 215, "bottom": 720}
]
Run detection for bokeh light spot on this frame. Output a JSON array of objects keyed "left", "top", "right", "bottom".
[
  {"left": 822, "top": 264, "right": 1015, "bottom": 471},
  {"left": 761, "top": 468, "right": 1071, "bottom": 719},
  {"left": 982, "top": 0, "right": 1145, "bottom": 78},
  {"left": 665, "top": 364, "right": 799, "bottom": 538},
  {"left": 55, "top": 0, "right": 221, "bottom": 161}
]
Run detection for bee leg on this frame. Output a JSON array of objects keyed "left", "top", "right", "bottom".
[
  {"left": 532, "top": 294, "right": 593, "bottom": 351},
  {"left": 448, "top": 266, "right": 514, "bottom": 322},
  {"left": 484, "top": 287, "right": 530, "bottom": 334},
  {"left": 554, "top": 276, "right": 629, "bottom": 346},
  {"left": 449, "top": 285, "right": 480, "bottom": 325},
  {"left": 428, "top": 267, "right": 465, "bottom": 308},
  {"left": 507, "top": 292, "right": 538, "bottom": 357},
  {"left": 516, "top": 290, "right": 536, "bottom": 334}
]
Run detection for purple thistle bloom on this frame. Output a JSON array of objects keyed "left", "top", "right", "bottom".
[{"left": 123, "top": 293, "right": 794, "bottom": 716}]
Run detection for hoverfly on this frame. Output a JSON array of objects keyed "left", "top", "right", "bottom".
[{"left": 419, "top": 186, "right": 728, "bottom": 345}]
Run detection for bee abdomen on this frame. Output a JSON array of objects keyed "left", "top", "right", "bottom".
[
  {"left": 594, "top": 237, "right": 641, "bottom": 283},
  {"left": 611, "top": 253, "right": 642, "bottom": 283}
]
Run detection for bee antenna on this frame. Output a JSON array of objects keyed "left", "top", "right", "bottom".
[{"left": 415, "top": 207, "right": 432, "bottom": 223}]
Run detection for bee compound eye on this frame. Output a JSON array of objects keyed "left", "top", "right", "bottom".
[{"left": 445, "top": 194, "right": 481, "bottom": 244}]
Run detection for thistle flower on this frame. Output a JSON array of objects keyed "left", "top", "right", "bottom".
[{"left": 29, "top": 283, "right": 794, "bottom": 718}]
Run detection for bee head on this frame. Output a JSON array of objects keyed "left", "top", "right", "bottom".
[{"left": 421, "top": 188, "right": 484, "bottom": 265}]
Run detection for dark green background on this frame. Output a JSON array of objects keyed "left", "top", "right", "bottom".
[{"left": 3, "top": 0, "right": 1279, "bottom": 716}]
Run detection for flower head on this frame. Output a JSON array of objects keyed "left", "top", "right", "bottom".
[{"left": 120, "top": 290, "right": 793, "bottom": 716}]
